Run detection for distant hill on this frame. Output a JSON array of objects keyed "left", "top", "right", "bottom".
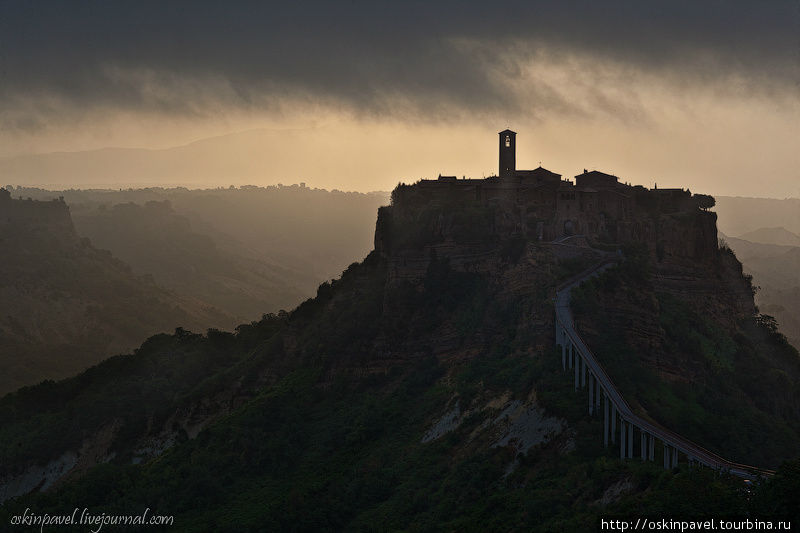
[
  {"left": 714, "top": 196, "right": 800, "bottom": 236},
  {"left": 0, "top": 189, "right": 233, "bottom": 395},
  {"left": 9, "top": 185, "right": 389, "bottom": 309},
  {"left": 0, "top": 127, "right": 426, "bottom": 191},
  {"left": 69, "top": 200, "right": 313, "bottom": 325},
  {"left": 738, "top": 226, "right": 800, "bottom": 247},
  {"left": 713, "top": 197, "right": 800, "bottom": 349},
  {"left": 2, "top": 180, "right": 799, "bottom": 526},
  {"left": 721, "top": 233, "right": 800, "bottom": 348},
  {"left": 0, "top": 129, "right": 314, "bottom": 188},
  {"left": 724, "top": 236, "right": 800, "bottom": 287}
]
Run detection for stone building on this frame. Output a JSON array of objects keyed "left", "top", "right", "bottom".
[{"left": 392, "top": 130, "right": 701, "bottom": 244}]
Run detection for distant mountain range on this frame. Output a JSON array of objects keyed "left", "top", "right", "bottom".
[
  {"left": 714, "top": 196, "right": 800, "bottom": 237},
  {"left": 737, "top": 226, "right": 800, "bottom": 247},
  {"left": 0, "top": 127, "right": 421, "bottom": 191},
  {"left": 0, "top": 129, "right": 314, "bottom": 188}
]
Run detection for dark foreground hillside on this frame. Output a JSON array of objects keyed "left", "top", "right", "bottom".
[
  {"left": 1, "top": 191, "right": 799, "bottom": 530},
  {"left": 571, "top": 246, "right": 800, "bottom": 468}
]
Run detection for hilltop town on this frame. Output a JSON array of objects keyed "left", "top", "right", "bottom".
[
  {"left": 1, "top": 131, "right": 798, "bottom": 527},
  {"left": 383, "top": 130, "right": 718, "bottom": 267}
]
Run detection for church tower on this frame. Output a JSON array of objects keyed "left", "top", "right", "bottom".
[{"left": 498, "top": 129, "right": 516, "bottom": 178}]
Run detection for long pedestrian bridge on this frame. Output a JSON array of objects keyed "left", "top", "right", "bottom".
[{"left": 554, "top": 258, "right": 774, "bottom": 479}]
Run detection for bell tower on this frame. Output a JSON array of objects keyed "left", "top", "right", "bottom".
[{"left": 498, "top": 129, "right": 516, "bottom": 178}]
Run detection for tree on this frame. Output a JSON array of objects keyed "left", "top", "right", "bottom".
[{"left": 694, "top": 194, "right": 716, "bottom": 210}]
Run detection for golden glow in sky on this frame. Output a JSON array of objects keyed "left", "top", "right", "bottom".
[{"left": 1, "top": 3, "right": 797, "bottom": 198}]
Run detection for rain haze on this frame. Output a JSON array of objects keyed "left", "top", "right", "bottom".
[
  {"left": 4, "top": 2, "right": 800, "bottom": 524},
  {"left": 0, "top": 0, "right": 798, "bottom": 197}
]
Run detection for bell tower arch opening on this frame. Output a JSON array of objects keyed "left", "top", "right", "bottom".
[{"left": 499, "top": 129, "right": 516, "bottom": 178}]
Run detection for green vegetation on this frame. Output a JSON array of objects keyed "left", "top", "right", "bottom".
[
  {"left": 693, "top": 193, "right": 716, "bottom": 210},
  {"left": 2, "top": 200, "right": 798, "bottom": 529},
  {"left": 0, "top": 320, "right": 282, "bottom": 477},
  {"left": 571, "top": 250, "right": 800, "bottom": 467},
  {"left": 4, "top": 324, "right": 793, "bottom": 531}
]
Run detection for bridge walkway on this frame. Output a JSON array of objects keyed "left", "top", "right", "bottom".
[{"left": 554, "top": 257, "right": 774, "bottom": 479}]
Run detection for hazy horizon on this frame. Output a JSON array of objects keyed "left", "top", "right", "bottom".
[
  {"left": 1, "top": 2, "right": 798, "bottom": 198},
  {"left": 3, "top": 178, "right": 800, "bottom": 202},
  {"left": 3, "top": 3, "right": 800, "bottom": 525}
]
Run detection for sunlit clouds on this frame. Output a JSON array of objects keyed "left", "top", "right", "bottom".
[{"left": 0, "top": 1, "right": 797, "bottom": 197}]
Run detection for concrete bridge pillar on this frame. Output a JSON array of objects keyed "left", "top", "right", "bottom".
[
  {"left": 664, "top": 444, "right": 670, "bottom": 470},
  {"left": 641, "top": 432, "right": 647, "bottom": 461},
  {"left": 581, "top": 357, "right": 586, "bottom": 388},
  {"left": 589, "top": 373, "right": 594, "bottom": 415},
  {"left": 568, "top": 342, "right": 573, "bottom": 369},
  {"left": 574, "top": 354, "right": 579, "bottom": 390},
  {"left": 603, "top": 393, "right": 609, "bottom": 448},
  {"left": 620, "top": 420, "right": 626, "bottom": 460},
  {"left": 595, "top": 382, "right": 601, "bottom": 410},
  {"left": 627, "top": 422, "right": 633, "bottom": 459},
  {"left": 611, "top": 405, "right": 616, "bottom": 444},
  {"left": 672, "top": 446, "right": 678, "bottom": 468},
  {"left": 561, "top": 340, "right": 566, "bottom": 370},
  {"left": 649, "top": 434, "right": 655, "bottom": 461}
]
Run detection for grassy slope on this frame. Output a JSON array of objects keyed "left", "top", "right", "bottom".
[
  {"left": 4, "top": 244, "right": 798, "bottom": 530},
  {"left": 570, "top": 249, "right": 800, "bottom": 468},
  {"left": 2, "top": 352, "right": 768, "bottom": 532}
]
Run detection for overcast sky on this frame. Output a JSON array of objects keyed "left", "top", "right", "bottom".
[{"left": 1, "top": 1, "right": 798, "bottom": 197}]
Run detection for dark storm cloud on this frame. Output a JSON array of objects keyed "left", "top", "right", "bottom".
[{"left": 0, "top": 0, "right": 797, "bottom": 128}]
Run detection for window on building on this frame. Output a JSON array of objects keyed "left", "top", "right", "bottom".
[{"left": 505, "top": 135, "right": 511, "bottom": 147}]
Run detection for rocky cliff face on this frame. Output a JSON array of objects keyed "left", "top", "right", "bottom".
[
  {"left": 1, "top": 183, "right": 796, "bottom": 524},
  {"left": 0, "top": 189, "right": 76, "bottom": 239},
  {"left": 376, "top": 182, "right": 800, "bottom": 467},
  {"left": 569, "top": 239, "right": 800, "bottom": 467},
  {"left": 0, "top": 382, "right": 247, "bottom": 504},
  {"left": 376, "top": 185, "right": 720, "bottom": 282},
  {"left": 650, "top": 209, "right": 719, "bottom": 266},
  {"left": 0, "top": 190, "right": 233, "bottom": 395},
  {"left": 0, "top": 193, "right": 594, "bottom": 501},
  {"left": 372, "top": 186, "right": 733, "bottom": 369}
]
